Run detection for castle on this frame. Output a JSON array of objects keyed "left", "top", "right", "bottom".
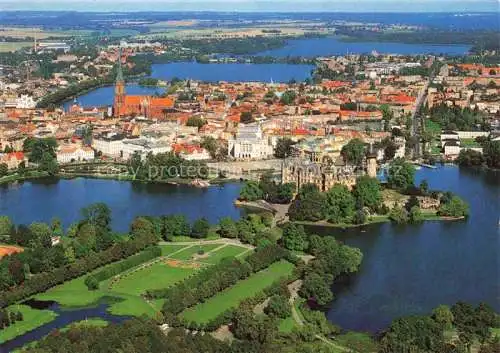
[{"left": 113, "top": 52, "right": 174, "bottom": 119}]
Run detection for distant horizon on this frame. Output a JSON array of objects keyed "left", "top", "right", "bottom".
[{"left": 0, "top": 0, "right": 498, "bottom": 13}]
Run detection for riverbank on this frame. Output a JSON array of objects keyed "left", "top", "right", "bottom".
[{"left": 0, "top": 171, "right": 49, "bottom": 186}]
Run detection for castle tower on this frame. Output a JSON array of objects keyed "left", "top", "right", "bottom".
[
  {"left": 366, "top": 143, "right": 378, "bottom": 178},
  {"left": 113, "top": 48, "right": 126, "bottom": 118}
]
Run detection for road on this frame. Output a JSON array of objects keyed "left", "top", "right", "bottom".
[{"left": 410, "top": 78, "right": 430, "bottom": 158}]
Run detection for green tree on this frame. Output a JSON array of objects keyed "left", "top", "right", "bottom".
[
  {"left": 0, "top": 163, "right": 8, "bottom": 177},
  {"left": 240, "top": 111, "right": 254, "bottom": 124},
  {"left": 300, "top": 272, "right": 333, "bottom": 306},
  {"left": 265, "top": 295, "right": 291, "bottom": 319},
  {"left": 282, "top": 223, "right": 308, "bottom": 251},
  {"left": 325, "top": 184, "right": 356, "bottom": 223},
  {"left": 388, "top": 158, "right": 415, "bottom": 190},
  {"left": 39, "top": 152, "right": 58, "bottom": 175},
  {"left": 239, "top": 181, "right": 264, "bottom": 201},
  {"left": 389, "top": 206, "right": 409, "bottom": 224},
  {"left": 353, "top": 176, "right": 382, "bottom": 211},
  {"left": 218, "top": 217, "right": 238, "bottom": 238},
  {"left": 438, "top": 196, "right": 469, "bottom": 218},
  {"left": 0, "top": 216, "right": 13, "bottom": 236},
  {"left": 341, "top": 138, "right": 366, "bottom": 166},
  {"left": 483, "top": 141, "right": 500, "bottom": 169},
  {"left": 84, "top": 275, "right": 99, "bottom": 290},
  {"left": 288, "top": 189, "right": 326, "bottom": 222},
  {"left": 274, "top": 137, "right": 295, "bottom": 158},
  {"left": 186, "top": 116, "right": 206, "bottom": 129},
  {"left": 409, "top": 206, "right": 423, "bottom": 224},
  {"left": 433, "top": 304, "right": 454, "bottom": 330},
  {"left": 191, "top": 218, "right": 210, "bottom": 239},
  {"left": 280, "top": 90, "right": 297, "bottom": 105}
]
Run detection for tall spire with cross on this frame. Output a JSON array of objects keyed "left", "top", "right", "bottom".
[{"left": 114, "top": 47, "right": 126, "bottom": 117}]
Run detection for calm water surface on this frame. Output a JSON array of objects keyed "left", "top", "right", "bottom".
[
  {"left": 258, "top": 37, "right": 471, "bottom": 57},
  {"left": 0, "top": 178, "right": 244, "bottom": 232}
]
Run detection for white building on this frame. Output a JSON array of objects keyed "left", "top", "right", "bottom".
[
  {"left": 56, "top": 145, "right": 95, "bottom": 163},
  {"left": 228, "top": 124, "right": 274, "bottom": 160},
  {"left": 92, "top": 134, "right": 171, "bottom": 160}
]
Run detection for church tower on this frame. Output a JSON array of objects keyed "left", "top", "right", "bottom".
[{"left": 113, "top": 48, "right": 126, "bottom": 118}]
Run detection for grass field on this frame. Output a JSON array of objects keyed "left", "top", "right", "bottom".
[
  {"left": 111, "top": 262, "right": 196, "bottom": 295},
  {"left": 35, "top": 242, "right": 250, "bottom": 318},
  {"left": 278, "top": 316, "right": 297, "bottom": 333},
  {"left": 181, "top": 260, "right": 294, "bottom": 324},
  {"left": 0, "top": 42, "right": 32, "bottom": 52},
  {"left": 169, "top": 244, "right": 222, "bottom": 260},
  {"left": 0, "top": 305, "right": 58, "bottom": 344}
]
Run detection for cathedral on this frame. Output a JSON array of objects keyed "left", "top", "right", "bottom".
[{"left": 113, "top": 53, "right": 174, "bottom": 119}]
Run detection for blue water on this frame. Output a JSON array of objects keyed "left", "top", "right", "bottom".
[
  {"left": 151, "top": 62, "right": 315, "bottom": 83},
  {"left": 0, "top": 178, "right": 244, "bottom": 232},
  {"left": 62, "top": 85, "right": 166, "bottom": 110},
  {"left": 322, "top": 166, "right": 500, "bottom": 332},
  {"left": 258, "top": 37, "right": 471, "bottom": 57}
]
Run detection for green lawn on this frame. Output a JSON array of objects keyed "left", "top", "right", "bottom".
[
  {"left": 0, "top": 305, "right": 58, "bottom": 344},
  {"left": 181, "top": 260, "right": 294, "bottom": 324},
  {"left": 169, "top": 244, "right": 221, "bottom": 260},
  {"left": 278, "top": 316, "right": 297, "bottom": 333},
  {"left": 202, "top": 245, "right": 250, "bottom": 264},
  {"left": 111, "top": 261, "right": 196, "bottom": 295},
  {"left": 160, "top": 244, "right": 188, "bottom": 256}
]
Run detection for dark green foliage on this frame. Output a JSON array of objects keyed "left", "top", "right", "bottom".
[
  {"left": 341, "top": 138, "right": 366, "bottom": 166},
  {"left": 162, "top": 215, "right": 191, "bottom": 240},
  {"left": 281, "top": 223, "right": 308, "bottom": 251},
  {"left": 325, "top": 184, "right": 356, "bottom": 223},
  {"left": 22, "top": 318, "right": 230, "bottom": 353},
  {"left": 429, "top": 103, "right": 489, "bottom": 131},
  {"left": 300, "top": 272, "right": 333, "bottom": 305},
  {"left": 438, "top": 196, "right": 469, "bottom": 218},
  {"left": 191, "top": 218, "right": 210, "bottom": 239},
  {"left": 288, "top": 184, "right": 326, "bottom": 222},
  {"left": 456, "top": 149, "right": 485, "bottom": 167},
  {"left": 353, "top": 176, "right": 382, "bottom": 212},
  {"left": 379, "top": 315, "right": 444, "bottom": 353},
  {"left": 0, "top": 308, "right": 23, "bottom": 330},
  {"left": 274, "top": 137, "right": 295, "bottom": 158},
  {"left": 239, "top": 181, "right": 264, "bottom": 201},
  {"left": 218, "top": 217, "right": 238, "bottom": 238},
  {"left": 388, "top": 158, "right": 416, "bottom": 190},
  {"left": 265, "top": 294, "right": 291, "bottom": 319}
]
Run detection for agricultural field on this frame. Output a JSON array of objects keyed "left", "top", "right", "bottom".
[
  {"left": 181, "top": 260, "right": 295, "bottom": 324},
  {"left": 0, "top": 42, "right": 32, "bottom": 53}
]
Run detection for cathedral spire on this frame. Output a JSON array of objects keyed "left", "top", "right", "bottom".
[{"left": 116, "top": 47, "right": 124, "bottom": 83}]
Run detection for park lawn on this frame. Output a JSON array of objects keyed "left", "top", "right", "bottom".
[
  {"left": 169, "top": 244, "right": 221, "bottom": 260},
  {"left": 278, "top": 316, "right": 296, "bottom": 333},
  {"left": 181, "top": 260, "right": 294, "bottom": 324},
  {"left": 460, "top": 138, "right": 481, "bottom": 148},
  {"left": 0, "top": 305, "right": 58, "bottom": 344},
  {"left": 160, "top": 244, "right": 189, "bottom": 256},
  {"left": 202, "top": 245, "right": 250, "bottom": 264},
  {"left": 111, "top": 261, "right": 197, "bottom": 295}
]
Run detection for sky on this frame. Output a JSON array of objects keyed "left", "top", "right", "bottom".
[{"left": 0, "top": 0, "right": 498, "bottom": 12}]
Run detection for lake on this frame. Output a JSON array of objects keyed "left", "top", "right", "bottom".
[
  {"left": 62, "top": 84, "right": 166, "bottom": 110},
  {"left": 150, "top": 62, "right": 315, "bottom": 83},
  {"left": 0, "top": 165, "right": 498, "bottom": 338},
  {"left": 257, "top": 36, "right": 471, "bottom": 57},
  {"left": 0, "top": 178, "right": 245, "bottom": 232}
]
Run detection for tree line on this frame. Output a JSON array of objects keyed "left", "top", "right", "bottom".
[{"left": 0, "top": 308, "right": 23, "bottom": 331}]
